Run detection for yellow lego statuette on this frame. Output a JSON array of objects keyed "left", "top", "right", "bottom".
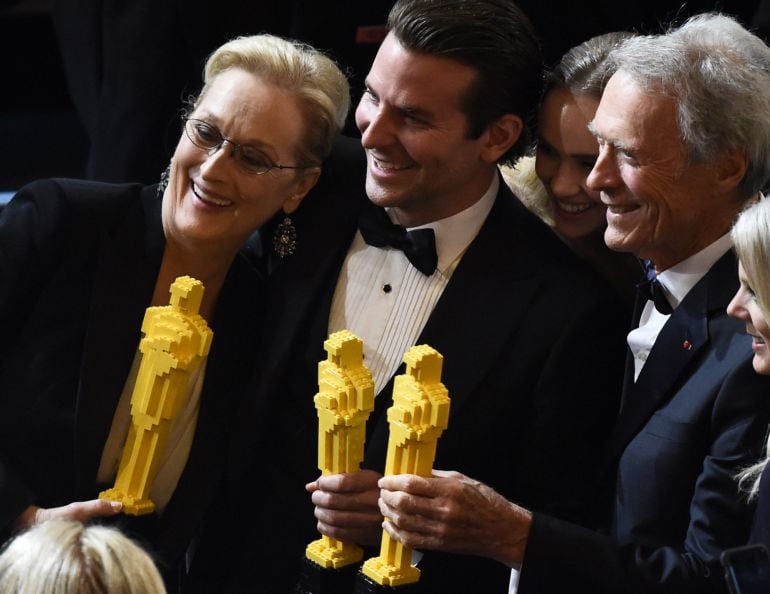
[
  {"left": 305, "top": 330, "right": 375, "bottom": 569},
  {"left": 361, "top": 345, "right": 450, "bottom": 587},
  {"left": 99, "top": 276, "right": 213, "bottom": 515}
]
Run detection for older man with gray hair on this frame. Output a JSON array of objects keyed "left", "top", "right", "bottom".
[{"left": 375, "top": 13, "right": 770, "bottom": 593}]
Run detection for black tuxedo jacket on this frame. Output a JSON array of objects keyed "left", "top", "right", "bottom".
[
  {"left": 0, "top": 179, "right": 263, "bottom": 589},
  {"left": 519, "top": 250, "right": 770, "bottom": 594},
  {"left": 193, "top": 138, "right": 631, "bottom": 593}
]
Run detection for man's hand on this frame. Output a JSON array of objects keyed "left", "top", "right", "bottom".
[
  {"left": 378, "top": 469, "right": 531, "bottom": 567},
  {"left": 14, "top": 499, "right": 123, "bottom": 531},
  {"left": 306, "top": 469, "right": 383, "bottom": 546}
]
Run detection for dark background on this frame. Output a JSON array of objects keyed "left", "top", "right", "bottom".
[{"left": 0, "top": 0, "right": 764, "bottom": 193}]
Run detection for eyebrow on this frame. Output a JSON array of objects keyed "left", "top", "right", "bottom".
[
  {"left": 363, "top": 80, "right": 434, "bottom": 122},
  {"left": 194, "top": 112, "right": 279, "bottom": 153},
  {"left": 587, "top": 120, "right": 634, "bottom": 154}
]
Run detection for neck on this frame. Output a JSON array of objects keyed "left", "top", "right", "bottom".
[
  {"left": 390, "top": 168, "right": 496, "bottom": 228},
  {"left": 152, "top": 242, "right": 237, "bottom": 321}
]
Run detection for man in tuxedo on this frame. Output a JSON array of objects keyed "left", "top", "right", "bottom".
[
  {"left": 376, "top": 13, "right": 770, "bottom": 593},
  {"left": 188, "top": 1, "right": 628, "bottom": 592}
]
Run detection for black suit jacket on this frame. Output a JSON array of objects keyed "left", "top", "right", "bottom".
[
  {"left": 191, "top": 138, "right": 630, "bottom": 593},
  {"left": 0, "top": 179, "right": 263, "bottom": 589},
  {"left": 519, "top": 250, "right": 770, "bottom": 594}
]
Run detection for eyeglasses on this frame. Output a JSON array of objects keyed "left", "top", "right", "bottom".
[{"left": 183, "top": 118, "right": 315, "bottom": 175}]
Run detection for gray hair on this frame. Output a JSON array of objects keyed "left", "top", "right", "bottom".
[
  {"left": 0, "top": 520, "right": 167, "bottom": 594},
  {"left": 609, "top": 13, "right": 770, "bottom": 200}
]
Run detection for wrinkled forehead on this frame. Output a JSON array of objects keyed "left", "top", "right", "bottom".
[{"left": 593, "top": 70, "right": 680, "bottom": 146}]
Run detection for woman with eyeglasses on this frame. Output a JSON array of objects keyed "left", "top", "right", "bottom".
[
  {"left": 727, "top": 197, "right": 770, "bottom": 550},
  {"left": 0, "top": 33, "right": 349, "bottom": 591}
]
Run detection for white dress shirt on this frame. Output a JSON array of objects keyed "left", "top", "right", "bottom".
[
  {"left": 97, "top": 351, "right": 205, "bottom": 514},
  {"left": 628, "top": 233, "right": 733, "bottom": 380},
  {"left": 328, "top": 174, "right": 498, "bottom": 395}
]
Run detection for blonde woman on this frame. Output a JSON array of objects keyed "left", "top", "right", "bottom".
[
  {"left": 0, "top": 33, "right": 349, "bottom": 590},
  {"left": 728, "top": 196, "right": 770, "bottom": 548}
]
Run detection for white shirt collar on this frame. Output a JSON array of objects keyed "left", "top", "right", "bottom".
[
  {"left": 656, "top": 233, "right": 733, "bottom": 309},
  {"left": 386, "top": 173, "right": 498, "bottom": 274}
]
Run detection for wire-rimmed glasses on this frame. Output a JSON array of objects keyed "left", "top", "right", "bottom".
[{"left": 183, "top": 118, "right": 316, "bottom": 175}]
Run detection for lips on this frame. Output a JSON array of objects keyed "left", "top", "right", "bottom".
[
  {"left": 369, "top": 153, "right": 415, "bottom": 173},
  {"left": 192, "top": 182, "right": 233, "bottom": 207},
  {"left": 555, "top": 199, "right": 596, "bottom": 214},
  {"left": 605, "top": 203, "right": 638, "bottom": 214}
]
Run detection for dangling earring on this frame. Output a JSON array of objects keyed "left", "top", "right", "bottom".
[
  {"left": 157, "top": 164, "right": 171, "bottom": 199},
  {"left": 272, "top": 215, "right": 297, "bottom": 258}
]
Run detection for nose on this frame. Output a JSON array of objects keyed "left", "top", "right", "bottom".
[
  {"left": 356, "top": 101, "right": 392, "bottom": 150},
  {"left": 587, "top": 145, "right": 619, "bottom": 193},
  {"left": 198, "top": 141, "right": 233, "bottom": 179},
  {"left": 726, "top": 290, "right": 747, "bottom": 321},
  {"left": 549, "top": 161, "right": 581, "bottom": 198}
]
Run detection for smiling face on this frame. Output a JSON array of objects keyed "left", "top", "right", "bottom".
[
  {"left": 728, "top": 262, "right": 770, "bottom": 375},
  {"left": 586, "top": 70, "right": 738, "bottom": 271},
  {"left": 535, "top": 87, "right": 604, "bottom": 241},
  {"left": 163, "top": 68, "right": 319, "bottom": 254},
  {"left": 354, "top": 33, "right": 510, "bottom": 227}
]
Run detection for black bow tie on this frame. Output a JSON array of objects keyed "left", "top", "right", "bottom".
[
  {"left": 358, "top": 202, "right": 438, "bottom": 276},
  {"left": 637, "top": 262, "right": 673, "bottom": 315}
]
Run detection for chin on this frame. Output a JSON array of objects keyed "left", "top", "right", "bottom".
[{"left": 753, "top": 356, "right": 770, "bottom": 376}]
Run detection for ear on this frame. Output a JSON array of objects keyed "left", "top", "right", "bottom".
[
  {"left": 479, "top": 114, "right": 524, "bottom": 163},
  {"left": 715, "top": 146, "right": 748, "bottom": 195},
  {"left": 282, "top": 166, "right": 321, "bottom": 215}
]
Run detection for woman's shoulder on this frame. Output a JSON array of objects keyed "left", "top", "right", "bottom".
[
  {"left": 8, "top": 178, "right": 152, "bottom": 228},
  {"left": 18, "top": 178, "right": 146, "bottom": 207}
]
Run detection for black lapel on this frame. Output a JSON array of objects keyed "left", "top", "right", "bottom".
[
  {"left": 254, "top": 136, "right": 366, "bottom": 387},
  {"left": 366, "top": 182, "right": 550, "bottom": 463},
  {"left": 600, "top": 250, "right": 739, "bottom": 472},
  {"left": 74, "top": 186, "right": 164, "bottom": 495},
  {"left": 415, "top": 185, "right": 544, "bottom": 415},
  {"left": 154, "top": 253, "right": 264, "bottom": 561}
]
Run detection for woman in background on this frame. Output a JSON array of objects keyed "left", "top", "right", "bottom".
[{"left": 502, "top": 32, "right": 639, "bottom": 305}]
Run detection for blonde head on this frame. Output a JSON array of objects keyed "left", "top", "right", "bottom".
[
  {"left": 198, "top": 34, "right": 350, "bottom": 168},
  {"left": 0, "top": 520, "right": 166, "bottom": 594},
  {"left": 732, "top": 197, "right": 770, "bottom": 498}
]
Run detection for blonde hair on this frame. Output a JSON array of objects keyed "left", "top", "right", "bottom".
[
  {"left": 732, "top": 196, "right": 770, "bottom": 498},
  {"left": 198, "top": 34, "right": 350, "bottom": 168},
  {"left": 0, "top": 520, "right": 166, "bottom": 594}
]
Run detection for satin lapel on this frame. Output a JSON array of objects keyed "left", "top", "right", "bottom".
[
  {"left": 74, "top": 187, "right": 164, "bottom": 495},
  {"left": 155, "top": 255, "right": 264, "bottom": 560},
  {"left": 600, "top": 250, "right": 738, "bottom": 471},
  {"left": 366, "top": 184, "right": 546, "bottom": 455},
  {"left": 256, "top": 192, "right": 363, "bottom": 386},
  {"left": 417, "top": 190, "right": 542, "bottom": 416}
]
